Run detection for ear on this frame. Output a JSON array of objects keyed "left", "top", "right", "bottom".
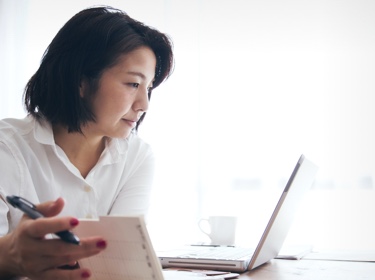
[{"left": 79, "top": 78, "right": 88, "bottom": 98}]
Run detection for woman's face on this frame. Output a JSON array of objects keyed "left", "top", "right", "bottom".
[{"left": 83, "top": 46, "right": 156, "bottom": 140}]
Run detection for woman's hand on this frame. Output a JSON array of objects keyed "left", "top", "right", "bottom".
[{"left": 0, "top": 197, "right": 107, "bottom": 279}]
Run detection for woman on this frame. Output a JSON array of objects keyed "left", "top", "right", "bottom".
[{"left": 0, "top": 6, "right": 173, "bottom": 279}]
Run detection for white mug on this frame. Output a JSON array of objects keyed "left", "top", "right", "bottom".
[{"left": 198, "top": 216, "right": 237, "bottom": 245}]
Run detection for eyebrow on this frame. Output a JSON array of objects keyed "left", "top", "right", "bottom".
[
  {"left": 126, "top": 71, "right": 146, "bottom": 80},
  {"left": 126, "top": 71, "right": 155, "bottom": 84}
]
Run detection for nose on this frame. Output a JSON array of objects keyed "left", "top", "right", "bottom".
[{"left": 133, "top": 86, "right": 150, "bottom": 113}]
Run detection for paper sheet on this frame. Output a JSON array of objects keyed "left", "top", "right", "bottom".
[{"left": 74, "top": 216, "right": 164, "bottom": 280}]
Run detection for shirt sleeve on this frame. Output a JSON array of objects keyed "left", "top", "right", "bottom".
[
  {"left": 0, "top": 193, "right": 10, "bottom": 236},
  {"left": 0, "top": 141, "right": 23, "bottom": 236},
  {"left": 108, "top": 143, "right": 155, "bottom": 221}
]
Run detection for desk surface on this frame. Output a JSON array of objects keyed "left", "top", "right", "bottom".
[
  {"left": 10, "top": 255, "right": 375, "bottom": 280},
  {"left": 237, "top": 258, "right": 375, "bottom": 279}
]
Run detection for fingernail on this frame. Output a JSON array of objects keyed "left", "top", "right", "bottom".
[
  {"left": 70, "top": 218, "right": 79, "bottom": 226},
  {"left": 81, "top": 271, "right": 91, "bottom": 278},
  {"left": 96, "top": 240, "right": 107, "bottom": 248}
]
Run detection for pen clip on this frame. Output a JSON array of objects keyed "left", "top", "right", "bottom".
[{"left": 6, "top": 195, "right": 37, "bottom": 210}]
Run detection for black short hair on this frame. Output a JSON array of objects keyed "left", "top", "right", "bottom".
[{"left": 24, "top": 6, "right": 174, "bottom": 133}]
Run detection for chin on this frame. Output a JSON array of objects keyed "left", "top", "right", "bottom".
[
  {"left": 114, "top": 130, "right": 133, "bottom": 139},
  {"left": 105, "top": 125, "right": 133, "bottom": 139}
]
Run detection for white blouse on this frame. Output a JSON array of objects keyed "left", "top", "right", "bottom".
[{"left": 0, "top": 116, "right": 155, "bottom": 235}]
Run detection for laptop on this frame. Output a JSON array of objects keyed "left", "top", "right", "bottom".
[{"left": 157, "top": 154, "right": 318, "bottom": 272}]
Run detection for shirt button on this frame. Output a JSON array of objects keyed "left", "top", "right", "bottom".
[{"left": 84, "top": 185, "right": 91, "bottom": 192}]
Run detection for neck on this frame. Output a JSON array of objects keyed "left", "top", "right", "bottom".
[{"left": 53, "top": 124, "right": 106, "bottom": 178}]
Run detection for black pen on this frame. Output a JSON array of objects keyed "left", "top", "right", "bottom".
[{"left": 6, "top": 195, "right": 80, "bottom": 245}]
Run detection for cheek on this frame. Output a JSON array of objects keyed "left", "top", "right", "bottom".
[
  {"left": 101, "top": 95, "right": 132, "bottom": 118},
  {"left": 91, "top": 85, "right": 133, "bottom": 117},
  {"left": 94, "top": 93, "right": 127, "bottom": 111},
  {"left": 111, "top": 95, "right": 131, "bottom": 110}
]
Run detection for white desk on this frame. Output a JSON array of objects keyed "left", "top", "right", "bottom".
[
  {"left": 11, "top": 252, "right": 375, "bottom": 279},
  {"left": 238, "top": 258, "right": 375, "bottom": 279}
]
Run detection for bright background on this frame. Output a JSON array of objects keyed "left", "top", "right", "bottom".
[{"left": 1, "top": 0, "right": 374, "bottom": 252}]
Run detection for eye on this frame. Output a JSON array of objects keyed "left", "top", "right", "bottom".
[
  {"left": 126, "top": 83, "right": 140, "bottom": 88},
  {"left": 130, "top": 83, "right": 139, "bottom": 88}
]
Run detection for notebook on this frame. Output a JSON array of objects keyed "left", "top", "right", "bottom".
[
  {"left": 157, "top": 154, "right": 318, "bottom": 273},
  {"left": 73, "top": 216, "right": 164, "bottom": 280}
]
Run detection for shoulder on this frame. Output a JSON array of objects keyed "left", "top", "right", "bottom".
[
  {"left": 127, "top": 133, "right": 154, "bottom": 163},
  {"left": 0, "top": 116, "right": 35, "bottom": 158},
  {"left": 113, "top": 133, "right": 153, "bottom": 154},
  {"left": 0, "top": 115, "right": 54, "bottom": 143},
  {"left": 0, "top": 116, "right": 34, "bottom": 139},
  {"left": 0, "top": 117, "right": 36, "bottom": 203},
  {"left": 108, "top": 133, "right": 154, "bottom": 164},
  {"left": 127, "top": 133, "right": 152, "bottom": 151},
  {"left": 0, "top": 115, "right": 53, "bottom": 152},
  {"left": 0, "top": 116, "right": 54, "bottom": 172}
]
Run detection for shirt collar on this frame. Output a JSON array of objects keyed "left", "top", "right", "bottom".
[
  {"left": 33, "top": 116, "right": 55, "bottom": 146},
  {"left": 33, "top": 115, "right": 130, "bottom": 163},
  {"left": 105, "top": 136, "right": 130, "bottom": 160}
]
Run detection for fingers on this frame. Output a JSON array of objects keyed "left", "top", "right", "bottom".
[
  {"left": 34, "top": 236, "right": 107, "bottom": 269},
  {"left": 4, "top": 198, "right": 108, "bottom": 279},
  {"left": 33, "top": 267, "right": 91, "bottom": 280},
  {"left": 36, "top": 197, "right": 65, "bottom": 217},
  {"left": 9, "top": 234, "right": 107, "bottom": 277},
  {"left": 21, "top": 216, "right": 107, "bottom": 269},
  {"left": 25, "top": 215, "right": 79, "bottom": 240}
]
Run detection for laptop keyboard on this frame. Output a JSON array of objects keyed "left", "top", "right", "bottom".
[{"left": 180, "top": 247, "right": 253, "bottom": 260}]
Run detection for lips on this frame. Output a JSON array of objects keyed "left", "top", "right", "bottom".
[{"left": 122, "top": 118, "right": 137, "bottom": 128}]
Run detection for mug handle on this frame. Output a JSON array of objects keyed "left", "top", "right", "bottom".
[{"left": 198, "top": 218, "right": 211, "bottom": 237}]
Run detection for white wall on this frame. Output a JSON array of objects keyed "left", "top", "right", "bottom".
[{"left": 1, "top": 0, "right": 375, "bottom": 251}]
